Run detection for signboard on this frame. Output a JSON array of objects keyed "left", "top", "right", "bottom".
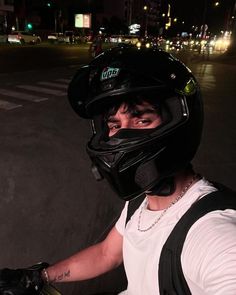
[
  {"left": 129, "top": 24, "right": 140, "bottom": 34},
  {"left": 75, "top": 14, "right": 91, "bottom": 28}
]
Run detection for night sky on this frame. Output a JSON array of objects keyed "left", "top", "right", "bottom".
[{"left": 169, "top": 0, "right": 235, "bottom": 33}]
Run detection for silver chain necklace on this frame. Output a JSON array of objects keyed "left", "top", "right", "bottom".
[{"left": 137, "top": 174, "right": 199, "bottom": 232}]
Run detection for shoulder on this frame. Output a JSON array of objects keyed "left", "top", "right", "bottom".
[
  {"left": 182, "top": 208, "right": 236, "bottom": 291},
  {"left": 183, "top": 184, "right": 236, "bottom": 263}
]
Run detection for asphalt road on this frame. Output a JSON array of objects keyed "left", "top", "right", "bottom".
[
  {"left": 0, "top": 43, "right": 92, "bottom": 73},
  {"left": 0, "top": 45, "right": 235, "bottom": 294}
]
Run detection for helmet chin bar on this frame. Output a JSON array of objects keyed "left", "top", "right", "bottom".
[{"left": 145, "top": 176, "right": 176, "bottom": 196}]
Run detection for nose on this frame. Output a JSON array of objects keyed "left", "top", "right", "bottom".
[
  {"left": 119, "top": 114, "right": 133, "bottom": 129},
  {"left": 121, "top": 121, "right": 131, "bottom": 129}
]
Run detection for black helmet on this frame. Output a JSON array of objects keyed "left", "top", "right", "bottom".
[{"left": 68, "top": 47, "right": 203, "bottom": 201}]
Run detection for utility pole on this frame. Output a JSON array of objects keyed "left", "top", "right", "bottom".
[
  {"left": 128, "top": 0, "right": 133, "bottom": 26},
  {"left": 143, "top": 5, "right": 148, "bottom": 37},
  {"left": 200, "top": 0, "right": 208, "bottom": 39}
]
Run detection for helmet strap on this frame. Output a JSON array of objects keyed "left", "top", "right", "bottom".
[{"left": 146, "top": 177, "right": 175, "bottom": 196}]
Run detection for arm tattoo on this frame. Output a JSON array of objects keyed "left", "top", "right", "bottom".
[{"left": 52, "top": 269, "right": 71, "bottom": 282}]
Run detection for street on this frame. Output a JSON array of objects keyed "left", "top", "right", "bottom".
[
  {"left": 0, "top": 45, "right": 235, "bottom": 294},
  {"left": 0, "top": 43, "right": 91, "bottom": 73}
]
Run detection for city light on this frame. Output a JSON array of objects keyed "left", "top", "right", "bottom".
[
  {"left": 0, "top": 0, "right": 235, "bottom": 43},
  {"left": 27, "top": 23, "right": 33, "bottom": 30}
]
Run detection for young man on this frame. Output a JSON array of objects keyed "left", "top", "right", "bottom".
[{"left": 1, "top": 47, "right": 236, "bottom": 295}]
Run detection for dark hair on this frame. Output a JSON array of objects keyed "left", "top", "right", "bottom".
[{"left": 103, "top": 95, "right": 161, "bottom": 122}]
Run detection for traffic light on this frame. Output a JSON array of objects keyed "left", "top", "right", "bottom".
[
  {"left": 27, "top": 23, "right": 33, "bottom": 30},
  {"left": 47, "top": 2, "right": 51, "bottom": 7}
]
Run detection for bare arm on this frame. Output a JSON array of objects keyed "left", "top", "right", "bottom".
[{"left": 44, "top": 226, "right": 123, "bottom": 283}]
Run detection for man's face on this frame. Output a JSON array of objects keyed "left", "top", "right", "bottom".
[{"left": 107, "top": 101, "right": 162, "bottom": 137}]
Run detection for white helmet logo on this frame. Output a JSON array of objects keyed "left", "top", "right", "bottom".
[{"left": 100, "top": 67, "right": 120, "bottom": 81}]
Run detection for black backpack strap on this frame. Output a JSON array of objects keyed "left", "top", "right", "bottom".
[{"left": 159, "top": 185, "right": 236, "bottom": 295}]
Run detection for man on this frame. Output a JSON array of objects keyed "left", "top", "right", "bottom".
[{"left": 1, "top": 47, "right": 236, "bottom": 295}]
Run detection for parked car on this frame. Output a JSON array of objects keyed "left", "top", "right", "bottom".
[
  {"left": 8, "top": 31, "right": 41, "bottom": 44},
  {"left": 47, "top": 32, "right": 65, "bottom": 44},
  {"left": 64, "top": 31, "right": 81, "bottom": 44},
  {"left": 64, "top": 31, "right": 74, "bottom": 43}
]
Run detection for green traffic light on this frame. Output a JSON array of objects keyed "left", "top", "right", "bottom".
[
  {"left": 27, "top": 23, "right": 33, "bottom": 30},
  {"left": 47, "top": 2, "right": 51, "bottom": 7}
]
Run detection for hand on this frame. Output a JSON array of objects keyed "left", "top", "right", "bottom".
[{"left": 0, "top": 262, "right": 49, "bottom": 295}]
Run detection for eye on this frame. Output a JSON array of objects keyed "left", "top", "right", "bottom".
[
  {"left": 108, "top": 123, "right": 121, "bottom": 131},
  {"left": 136, "top": 118, "right": 152, "bottom": 126},
  {"left": 108, "top": 123, "right": 120, "bottom": 130},
  {"left": 108, "top": 123, "right": 121, "bottom": 136}
]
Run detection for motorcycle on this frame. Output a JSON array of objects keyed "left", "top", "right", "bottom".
[{"left": 41, "top": 284, "right": 62, "bottom": 295}]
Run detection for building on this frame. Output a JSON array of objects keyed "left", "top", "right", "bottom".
[
  {"left": 0, "top": 0, "right": 14, "bottom": 32},
  {"left": 95, "top": 0, "right": 162, "bottom": 36}
]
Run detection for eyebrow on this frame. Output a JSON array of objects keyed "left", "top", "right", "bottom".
[{"left": 107, "top": 108, "right": 158, "bottom": 123}]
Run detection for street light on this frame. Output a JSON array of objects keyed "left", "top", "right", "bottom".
[{"left": 165, "top": 4, "right": 171, "bottom": 30}]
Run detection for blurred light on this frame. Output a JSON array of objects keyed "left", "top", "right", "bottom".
[
  {"left": 129, "top": 23, "right": 141, "bottom": 34},
  {"left": 210, "top": 40, "right": 216, "bottom": 46},
  {"left": 173, "top": 18, "right": 177, "bottom": 22},
  {"left": 214, "top": 2, "right": 220, "bottom": 7},
  {"left": 27, "top": 23, "right": 33, "bottom": 30},
  {"left": 143, "top": 5, "right": 148, "bottom": 10}
]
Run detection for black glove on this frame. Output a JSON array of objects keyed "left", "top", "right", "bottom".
[{"left": 0, "top": 262, "right": 49, "bottom": 295}]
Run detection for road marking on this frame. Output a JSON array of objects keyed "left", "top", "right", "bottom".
[
  {"left": 55, "top": 78, "right": 71, "bottom": 83},
  {"left": 0, "top": 99, "right": 22, "bottom": 110},
  {"left": 17, "top": 85, "right": 66, "bottom": 96},
  {"left": 0, "top": 89, "right": 48, "bottom": 102},
  {"left": 37, "top": 81, "right": 68, "bottom": 89}
]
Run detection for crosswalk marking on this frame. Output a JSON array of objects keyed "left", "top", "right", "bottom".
[
  {"left": 37, "top": 81, "right": 68, "bottom": 89},
  {"left": 0, "top": 77, "right": 71, "bottom": 112},
  {"left": 17, "top": 85, "right": 66, "bottom": 96},
  {"left": 0, "top": 88, "right": 48, "bottom": 102},
  {"left": 0, "top": 99, "right": 22, "bottom": 110}
]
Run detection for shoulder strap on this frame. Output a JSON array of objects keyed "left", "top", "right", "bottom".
[{"left": 158, "top": 184, "right": 236, "bottom": 295}]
